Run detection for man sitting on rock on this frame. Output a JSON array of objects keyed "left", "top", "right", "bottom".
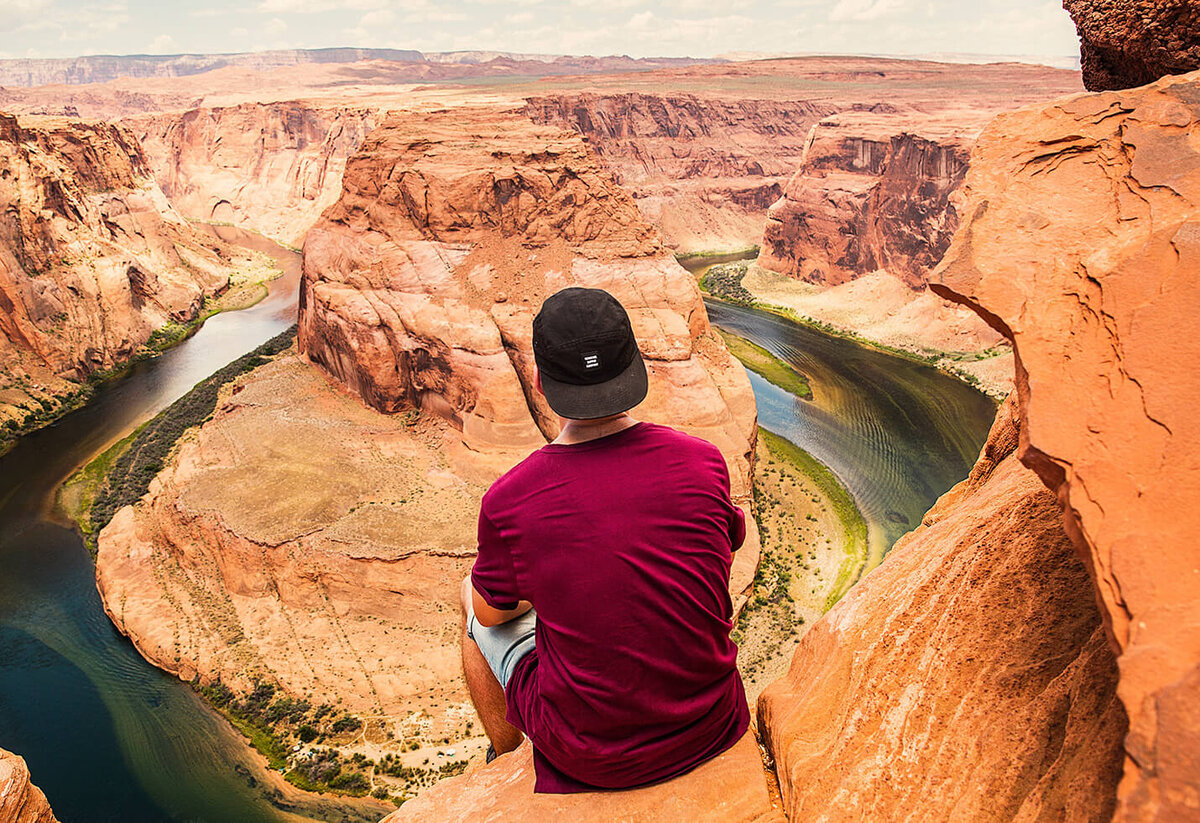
[{"left": 460, "top": 286, "right": 750, "bottom": 792}]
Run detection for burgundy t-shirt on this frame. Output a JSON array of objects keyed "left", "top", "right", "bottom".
[{"left": 471, "top": 421, "right": 750, "bottom": 793}]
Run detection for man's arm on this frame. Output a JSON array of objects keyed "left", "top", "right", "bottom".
[{"left": 471, "top": 583, "right": 533, "bottom": 628}]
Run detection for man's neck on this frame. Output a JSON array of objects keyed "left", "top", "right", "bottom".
[{"left": 552, "top": 413, "right": 639, "bottom": 446}]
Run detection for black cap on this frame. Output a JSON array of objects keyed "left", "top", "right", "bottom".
[{"left": 532, "top": 287, "right": 648, "bottom": 420}]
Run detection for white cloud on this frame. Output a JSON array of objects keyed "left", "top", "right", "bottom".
[
  {"left": 265, "top": 16, "right": 288, "bottom": 36},
  {"left": 829, "top": 0, "right": 908, "bottom": 23},
  {"left": 257, "top": 0, "right": 390, "bottom": 12},
  {"left": 149, "top": 33, "right": 176, "bottom": 52},
  {"left": 231, "top": 26, "right": 248, "bottom": 36}
]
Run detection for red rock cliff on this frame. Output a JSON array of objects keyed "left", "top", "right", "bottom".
[
  {"left": 758, "top": 395, "right": 1125, "bottom": 820},
  {"left": 0, "top": 113, "right": 252, "bottom": 439},
  {"left": 1064, "top": 0, "right": 1200, "bottom": 91},
  {"left": 933, "top": 70, "right": 1200, "bottom": 821},
  {"left": 0, "top": 748, "right": 59, "bottom": 823},
  {"left": 757, "top": 110, "right": 984, "bottom": 290},
  {"left": 126, "top": 102, "right": 379, "bottom": 247}
]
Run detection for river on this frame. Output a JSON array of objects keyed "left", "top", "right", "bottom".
[
  {"left": 0, "top": 239, "right": 995, "bottom": 821},
  {"left": 0, "top": 227, "right": 385, "bottom": 823}
]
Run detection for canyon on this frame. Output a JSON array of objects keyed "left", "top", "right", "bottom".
[
  {"left": 0, "top": 113, "right": 268, "bottom": 451},
  {"left": 93, "top": 109, "right": 760, "bottom": 798}
]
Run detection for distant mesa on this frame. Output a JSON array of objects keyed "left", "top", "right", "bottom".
[{"left": 0, "top": 47, "right": 717, "bottom": 89}]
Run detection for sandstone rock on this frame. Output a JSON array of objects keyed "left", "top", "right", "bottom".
[
  {"left": 1064, "top": 0, "right": 1200, "bottom": 91},
  {"left": 383, "top": 733, "right": 783, "bottom": 823},
  {"left": 0, "top": 748, "right": 58, "bottom": 823},
  {"left": 932, "top": 70, "right": 1200, "bottom": 821},
  {"left": 757, "top": 395, "right": 1126, "bottom": 821},
  {"left": 757, "top": 110, "right": 986, "bottom": 291},
  {"left": 126, "top": 103, "right": 380, "bottom": 247},
  {"left": 0, "top": 113, "right": 253, "bottom": 439},
  {"left": 299, "top": 109, "right": 758, "bottom": 502}
]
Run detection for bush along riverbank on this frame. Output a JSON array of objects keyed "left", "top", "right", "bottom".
[
  {"left": 1, "top": 253, "right": 281, "bottom": 459},
  {"left": 717, "top": 328, "right": 813, "bottom": 401},
  {"left": 735, "top": 426, "right": 870, "bottom": 704},
  {"left": 700, "top": 260, "right": 1007, "bottom": 398},
  {"left": 59, "top": 326, "right": 298, "bottom": 552}
]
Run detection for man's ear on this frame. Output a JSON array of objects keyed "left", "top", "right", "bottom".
[{"left": 534, "top": 369, "right": 544, "bottom": 396}]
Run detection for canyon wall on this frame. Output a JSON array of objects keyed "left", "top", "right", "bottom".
[
  {"left": 0, "top": 113, "right": 252, "bottom": 439},
  {"left": 0, "top": 748, "right": 58, "bottom": 823},
  {"left": 758, "top": 395, "right": 1125, "bottom": 820},
  {"left": 757, "top": 110, "right": 983, "bottom": 290},
  {"left": 932, "top": 70, "right": 1200, "bottom": 821},
  {"left": 95, "top": 110, "right": 759, "bottom": 785},
  {"left": 524, "top": 92, "right": 831, "bottom": 252},
  {"left": 126, "top": 103, "right": 380, "bottom": 248},
  {"left": 1064, "top": 0, "right": 1200, "bottom": 91}
]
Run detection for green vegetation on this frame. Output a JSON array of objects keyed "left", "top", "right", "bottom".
[
  {"left": 758, "top": 429, "right": 869, "bottom": 610},
  {"left": 699, "top": 260, "right": 756, "bottom": 304},
  {"left": 717, "top": 329, "right": 813, "bottom": 400},
  {"left": 61, "top": 326, "right": 297, "bottom": 552}
]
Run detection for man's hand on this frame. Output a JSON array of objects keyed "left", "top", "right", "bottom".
[{"left": 463, "top": 576, "right": 533, "bottom": 628}]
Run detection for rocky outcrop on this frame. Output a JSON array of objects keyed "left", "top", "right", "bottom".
[
  {"left": 932, "top": 70, "right": 1200, "bottom": 822},
  {"left": 96, "top": 109, "right": 758, "bottom": 791},
  {"left": 0, "top": 748, "right": 58, "bottom": 823},
  {"left": 299, "top": 109, "right": 757, "bottom": 497},
  {"left": 126, "top": 103, "right": 380, "bottom": 247},
  {"left": 1064, "top": 0, "right": 1200, "bottom": 91},
  {"left": 757, "top": 110, "right": 984, "bottom": 290},
  {"left": 0, "top": 113, "right": 254, "bottom": 440},
  {"left": 757, "top": 395, "right": 1126, "bottom": 820},
  {"left": 384, "top": 733, "right": 782, "bottom": 822}
]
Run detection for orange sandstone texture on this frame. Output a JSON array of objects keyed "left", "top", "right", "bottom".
[
  {"left": 383, "top": 733, "right": 783, "bottom": 823},
  {"left": 932, "top": 70, "right": 1200, "bottom": 821},
  {"left": 0, "top": 113, "right": 251, "bottom": 433},
  {"left": 126, "top": 103, "right": 380, "bottom": 247},
  {"left": 757, "top": 396, "right": 1126, "bottom": 821},
  {"left": 0, "top": 748, "right": 58, "bottom": 823},
  {"left": 1064, "top": 0, "right": 1200, "bottom": 92}
]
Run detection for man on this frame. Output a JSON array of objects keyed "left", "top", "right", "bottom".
[{"left": 460, "top": 286, "right": 749, "bottom": 793}]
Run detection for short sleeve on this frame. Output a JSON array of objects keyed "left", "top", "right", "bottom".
[
  {"left": 729, "top": 505, "right": 746, "bottom": 552},
  {"left": 471, "top": 507, "right": 521, "bottom": 611}
]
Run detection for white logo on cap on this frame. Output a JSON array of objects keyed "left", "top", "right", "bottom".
[{"left": 583, "top": 352, "right": 601, "bottom": 370}]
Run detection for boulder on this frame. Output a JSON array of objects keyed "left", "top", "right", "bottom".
[
  {"left": 0, "top": 748, "right": 58, "bottom": 823},
  {"left": 1064, "top": 0, "right": 1200, "bottom": 91}
]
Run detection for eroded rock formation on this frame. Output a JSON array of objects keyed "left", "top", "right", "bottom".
[
  {"left": 0, "top": 748, "right": 58, "bottom": 823},
  {"left": 1064, "top": 0, "right": 1200, "bottom": 91},
  {"left": 758, "top": 395, "right": 1125, "bottom": 820},
  {"left": 0, "top": 113, "right": 254, "bottom": 438},
  {"left": 933, "top": 70, "right": 1200, "bottom": 821},
  {"left": 524, "top": 92, "right": 829, "bottom": 253},
  {"left": 95, "top": 110, "right": 758, "bottom": 785},
  {"left": 757, "top": 110, "right": 983, "bottom": 290},
  {"left": 126, "top": 103, "right": 380, "bottom": 247}
]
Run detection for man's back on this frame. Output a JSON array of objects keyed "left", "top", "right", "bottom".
[{"left": 472, "top": 421, "right": 750, "bottom": 792}]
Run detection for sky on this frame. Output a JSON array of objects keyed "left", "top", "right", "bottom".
[{"left": 0, "top": 0, "right": 1082, "bottom": 62}]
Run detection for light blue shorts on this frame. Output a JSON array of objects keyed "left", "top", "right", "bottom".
[{"left": 466, "top": 602, "right": 537, "bottom": 690}]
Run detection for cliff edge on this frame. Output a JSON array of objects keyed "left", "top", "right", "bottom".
[{"left": 0, "top": 749, "right": 58, "bottom": 823}]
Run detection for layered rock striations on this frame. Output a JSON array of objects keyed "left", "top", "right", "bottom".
[
  {"left": 524, "top": 92, "right": 830, "bottom": 252},
  {"left": 757, "top": 110, "right": 983, "bottom": 290},
  {"left": 126, "top": 103, "right": 380, "bottom": 247},
  {"left": 0, "top": 748, "right": 59, "bottom": 823},
  {"left": 95, "top": 110, "right": 758, "bottom": 786},
  {"left": 0, "top": 113, "right": 252, "bottom": 438},
  {"left": 933, "top": 70, "right": 1200, "bottom": 821},
  {"left": 757, "top": 395, "right": 1126, "bottom": 820},
  {"left": 1064, "top": 0, "right": 1200, "bottom": 91}
]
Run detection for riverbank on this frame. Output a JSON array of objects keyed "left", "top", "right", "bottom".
[
  {"left": 0, "top": 248, "right": 281, "bottom": 460},
  {"left": 700, "top": 258, "right": 1012, "bottom": 399},
  {"left": 737, "top": 427, "right": 869, "bottom": 706}
]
